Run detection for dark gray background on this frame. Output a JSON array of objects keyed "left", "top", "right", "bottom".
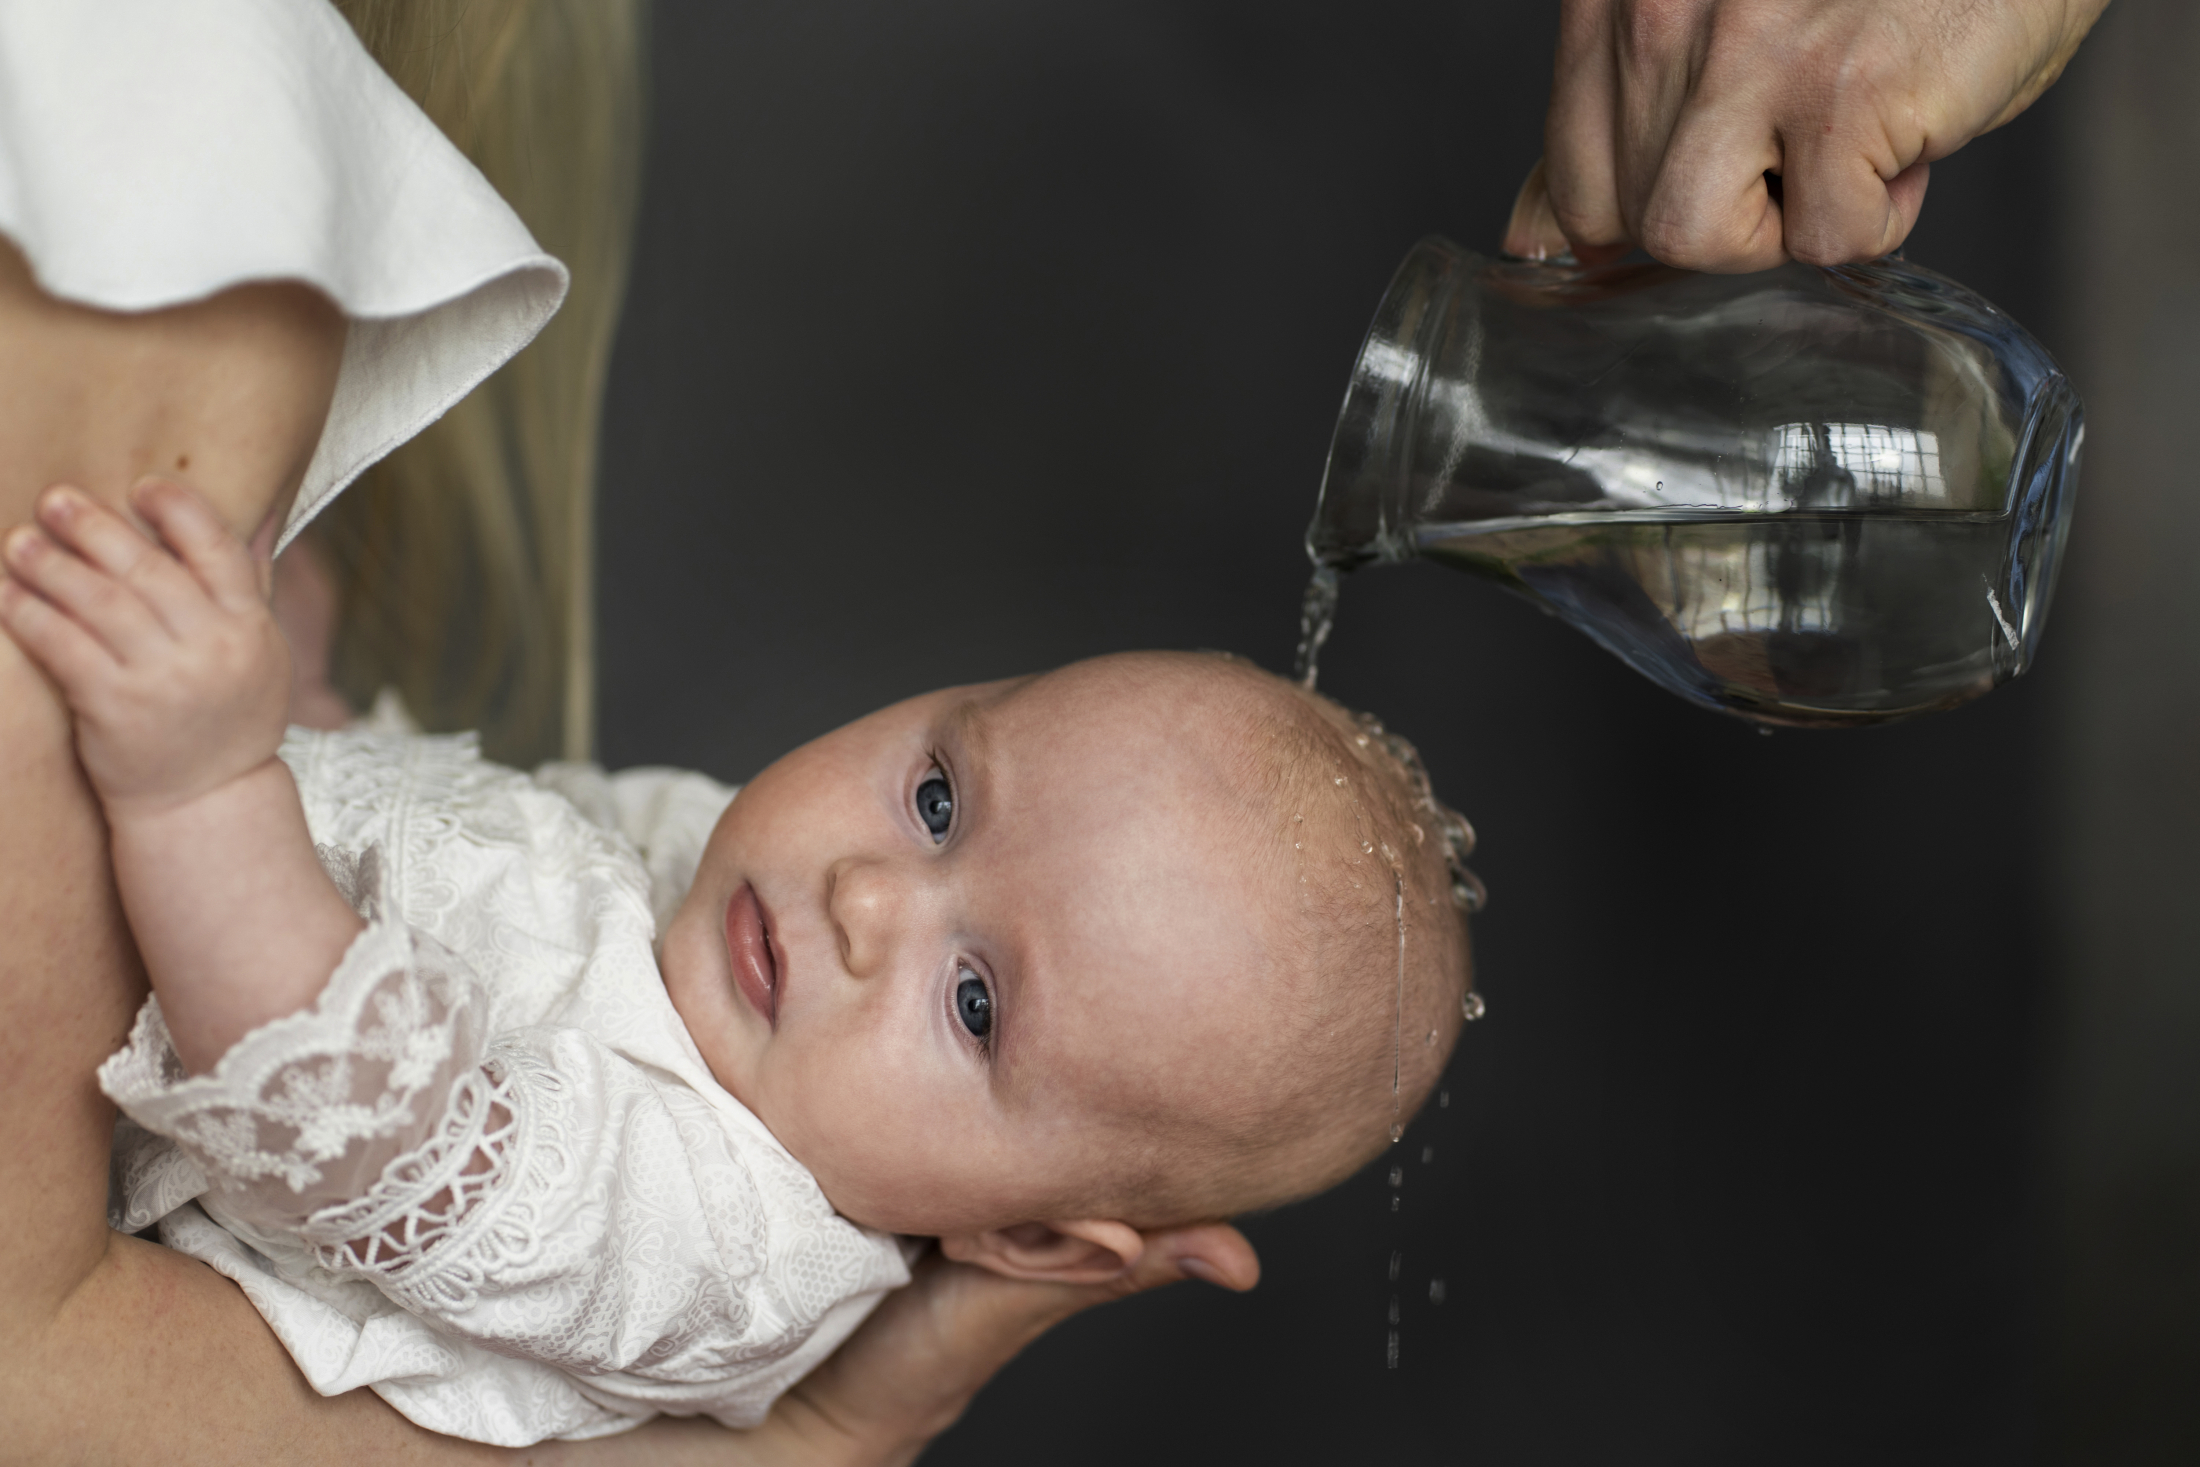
[{"left": 598, "top": 4, "right": 2065, "bottom": 1460}]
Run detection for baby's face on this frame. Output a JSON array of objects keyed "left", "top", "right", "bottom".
[{"left": 659, "top": 657, "right": 1287, "bottom": 1237}]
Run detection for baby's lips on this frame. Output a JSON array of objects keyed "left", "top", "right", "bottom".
[{"left": 724, "top": 881, "right": 780, "bottom": 1026}]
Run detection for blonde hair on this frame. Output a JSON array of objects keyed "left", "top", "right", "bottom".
[
  {"left": 1170, "top": 677, "right": 1477, "bottom": 1222},
  {"left": 320, "top": 0, "right": 648, "bottom": 764},
  {"left": 1024, "top": 654, "right": 1480, "bottom": 1229}
]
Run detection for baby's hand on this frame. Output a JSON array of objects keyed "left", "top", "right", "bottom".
[{"left": 0, "top": 482, "right": 291, "bottom": 820}]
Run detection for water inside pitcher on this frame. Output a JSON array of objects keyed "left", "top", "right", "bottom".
[{"left": 1304, "top": 239, "right": 2083, "bottom": 726}]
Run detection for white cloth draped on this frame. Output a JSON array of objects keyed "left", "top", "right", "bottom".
[{"left": 0, "top": 0, "right": 567, "bottom": 550}]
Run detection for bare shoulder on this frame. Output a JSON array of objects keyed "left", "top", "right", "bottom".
[{"left": 0, "top": 236, "right": 343, "bottom": 538}]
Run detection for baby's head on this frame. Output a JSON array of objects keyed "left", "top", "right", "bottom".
[{"left": 661, "top": 651, "right": 1478, "bottom": 1281}]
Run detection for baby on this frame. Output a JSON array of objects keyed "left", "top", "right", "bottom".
[{"left": 0, "top": 480, "right": 1479, "bottom": 1447}]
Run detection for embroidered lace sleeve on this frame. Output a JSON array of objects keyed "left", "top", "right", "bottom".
[
  {"left": 98, "top": 867, "right": 909, "bottom": 1420},
  {"left": 99, "top": 914, "right": 503, "bottom": 1252}
]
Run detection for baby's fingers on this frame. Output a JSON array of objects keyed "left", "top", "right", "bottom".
[
  {"left": 2, "top": 522, "right": 167, "bottom": 663},
  {"left": 131, "top": 479, "right": 263, "bottom": 613},
  {"left": 0, "top": 570, "right": 123, "bottom": 697},
  {"left": 33, "top": 485, "right": 213, "bottom": 638}
]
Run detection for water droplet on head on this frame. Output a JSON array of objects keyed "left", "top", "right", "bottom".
[
  {"left": 1292, "top": 813, "right": 1303, "bottom": 823},
  {"left": 1389, "top": 1122, "right": 1404, "bottom": 1143},
  {"left": 1334, "top": 776, "right": 1347, "bottom": 786},
  {"left": 1356, "top": 734, "right": 1370, "bottom": 748},
  {"left": 1294, "top": 841, "right": 1303, "bottom": 850},
  {"left": 1426, "top": 1027, "right": 1438, "bottom": 1046},
  {"left": 1451, "top": 869, "right": 1489, "bottom": 913},
  {"left": 1428, "top": 1278, "right": 1446, "bottom": 1305},
  {"left": 1462, "top": 991, "right": 1486, "bottom": 1022}
]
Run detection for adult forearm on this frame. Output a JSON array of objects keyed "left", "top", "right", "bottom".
[{"left": 0, "top": 248, "right": 353, "bottom": 1447}]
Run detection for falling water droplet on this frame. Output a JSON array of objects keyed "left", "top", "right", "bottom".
[
  {"left": 1428, "top": 1278, "right": 1446, "bottom": 1305},
  {"left": 1386, "top": 1330, "right": 1400, "bottom": 1369},
  {"left": 1421, "top": 1145, "right": 1434, "bottom": 1165},
  {"left": 1758, "top": 726, "right": 1774, "bottom": 737},
  {"left": 1294, "top": 564, "right": 1340, "bottom": 689},
  {"left": 1390, "top": 1194, "right": 1401, "bottom": 1213},
  {"left": 1387, "top": 1250, "right": 1402, "bottom": 1282},
  {"left": 1387, "top": 1296, "right": 1400, "bottom": 1325},
  {"left": 1388, "top": 1165, "right": 1404, "bottom": 1188},
  {"left": 1390, "top": 875, "right": 1405, "bottom": 1141},
  {"left": 1461, "top": 991, "right": 1486, "bottom": 1022},
  {"left": 1439, "top": 1090, "right": 1450, "bottom": 1108},
  {"left": 1451, "top": 869, "right": 1489, "bottom": 913}
]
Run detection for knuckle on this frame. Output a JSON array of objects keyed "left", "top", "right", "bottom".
[
  {"left": 1634, "top": 207, "right": 1709, "bottom": 266},
  {"left": 80, "top": 575, "right": 130, "bottom": 620},
  {"left": 1614, "top": 0, "right": 1697, "bottom": 62},
  {"left": 1548, "top": 188, "right": 1625, "bottom": 249},
  {"left": 1782, "top": 230, "right": 1847, "bottom": 267},
  {"left": 1782, "top": 213, "right": 1879, "bottom": 267},
  {"left": 1637, "top": 207, "right": 1773, "bottom": 273},
  {"left": 118, "top": 549, "right": 168, "bottom": 594}
]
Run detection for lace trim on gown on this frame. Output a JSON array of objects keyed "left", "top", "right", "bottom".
[
  {"left": 98, "top": 846, "right": 538, "bottom": 1300},
  {"left": 98, "top": 732, "right": 914, "bottom": 1445}
]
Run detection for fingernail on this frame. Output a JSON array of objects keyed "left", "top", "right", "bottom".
[
  {"left": 3, "top": 527, "right": 36, "bottom": 561},
  {"left": 1174, "top": 1256, "right": 1222, "bottom": 1286}
]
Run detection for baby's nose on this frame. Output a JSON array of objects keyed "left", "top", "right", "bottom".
[{"left": 826, "top": 856, "right": 904, "bottom": 978}]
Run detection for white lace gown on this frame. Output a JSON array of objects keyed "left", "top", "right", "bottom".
[{"left": 99, "top": 728, "right": 912, "bottom": 1447}]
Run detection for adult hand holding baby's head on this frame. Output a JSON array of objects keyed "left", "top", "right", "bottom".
[
  {"left": 0, "top": 479, "right": 291, "bottom": 820},
  {"left": 767, "top": 1226, "right": 1258, "bottom": 1467}
]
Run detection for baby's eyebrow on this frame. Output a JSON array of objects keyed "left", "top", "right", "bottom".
[{"left": 943, "top": 696, "right": 995, "bottom": 773}]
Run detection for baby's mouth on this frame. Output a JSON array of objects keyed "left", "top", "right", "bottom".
[{"left": 725, "top": 882, "right": 780, "bottom": 1027}]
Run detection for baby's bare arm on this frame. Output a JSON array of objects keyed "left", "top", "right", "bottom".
[{"left": 1, "top": 482, "right": 362, "bottom": 1073}]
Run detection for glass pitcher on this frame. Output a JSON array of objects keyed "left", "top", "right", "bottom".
[{"left": 1305, "top": 238, "right": 2083, "bottom": 726}]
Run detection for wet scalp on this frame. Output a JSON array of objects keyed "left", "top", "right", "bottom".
[{"left": 1035, "top": 652, "right": 1479, "bottom": 1227}]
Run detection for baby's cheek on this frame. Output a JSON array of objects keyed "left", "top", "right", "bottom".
[{"left": 780, "top": 1049, "right": 956, "bottom": 1230}]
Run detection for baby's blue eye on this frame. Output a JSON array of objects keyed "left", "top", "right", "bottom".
[
  {"left": 916, "top": 774, "right": 954, "bottom": 842},
  {"left": 954, "top": 968, "right": 993, "bottom": 1040}
]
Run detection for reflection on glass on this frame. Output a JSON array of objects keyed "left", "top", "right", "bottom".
[{"left": 1308, "top": 241, "right": 2082, "bottom": 726}]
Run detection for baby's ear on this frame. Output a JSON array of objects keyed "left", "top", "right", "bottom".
[{"left": 938, "top": 1219, "right": 1143, "bottom": 1284}]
